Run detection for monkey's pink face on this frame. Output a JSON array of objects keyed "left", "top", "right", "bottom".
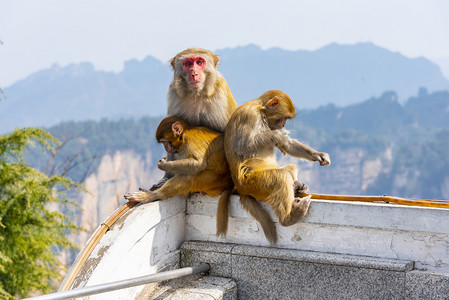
[{"left": 182, "top": 56, "right": 206, "bottom": 87}]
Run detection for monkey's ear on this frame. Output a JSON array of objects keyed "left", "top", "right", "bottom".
[
  {"left": 212, "top": 54, "right": 220, "bottom": 67},
  {"left": 172, "top": 121, "right": 183, "bottom": 137},
  {"left": 267, "top": 97, "right": 280, "bottom": 110},
  {"left": 170, "top": 56, "right": 176, "bottom": 69}
]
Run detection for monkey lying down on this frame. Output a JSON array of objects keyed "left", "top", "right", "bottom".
[{"left": 124, "top": 116, "right": 234, "bottom": 236}]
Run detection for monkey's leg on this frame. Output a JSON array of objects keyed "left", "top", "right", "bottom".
[
  {"left": 124, "top": 187, "right": 158, "bottom": 203},
  {"left": 279, "top": 164, "right": 309, "bottom": 196},
  {"left": 279, "top": 195, "right": 312, "bottom": 226},
  {"left": 152, "top": 175, "right": 193, "bottom": 199},
  {"left": 279, "top": 164, "right": 298, "bottom": 180},
  {"left": 240, "top": 195, "right": 277, "bottom": 245},
  {"left": 245, "top": 168, "right": 310, "bottom": 227},
  {"left": 126, "top": 176, "right": 192, "bottom": 203},
  {"left": 190, "top": 171, "right": 232, "bottom": 198}
]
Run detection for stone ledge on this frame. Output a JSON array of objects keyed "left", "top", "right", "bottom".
[
  {"left": 186, "top": 195, "right": 449, "bottom": 272},
  {"left": 187, "top": 194, "right": 449, "bottom": 234},
  {"left": 182, "top": 241, "right": 414, "bottom": 272},
  {"left": 137, "top": 275, "right": 237, "bottom": 300},
  {"left": 181, "top": 241, "right": 414, "bottom": 299}
]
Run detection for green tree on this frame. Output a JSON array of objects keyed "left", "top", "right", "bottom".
[{"left": 0, "top": 128, "right": 82, "bottom": 299}]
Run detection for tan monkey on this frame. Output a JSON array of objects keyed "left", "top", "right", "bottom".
[
  {"left": 168, "top": 48, "right": 238, "bottom": 133},
  {"left": 224, "top": 90, "right": 331, "bottom": 245},
  {"left": 150, "top": 48, "right": 238, "bottom": 191},
  {"left": 125, "top": 116, "right": 233, "bottom": 235}
]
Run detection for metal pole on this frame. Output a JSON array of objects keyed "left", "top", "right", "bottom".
[{"left": 25, "top": 264, "right": 210, "bottom": 300}]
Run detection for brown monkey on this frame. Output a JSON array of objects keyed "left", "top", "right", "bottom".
[
  {"left": 224, "top": 90, "right": 331, "bottom": 245},
  {"left": 168, "top": 48, "right": 238, "bottom": 133},
  {"left": 150, "top": 48, "right": 238, "bottom": 191},
  {"left": 125, "top": 116, "right": 233, "bottom": 235}
]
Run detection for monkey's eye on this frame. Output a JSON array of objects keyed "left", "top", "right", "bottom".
[
  {"left": 196, "top": 59, "right": 204, "bottom": 65},
  {"left": 184, "top": 61, "right": 193, "bottom": 66}
]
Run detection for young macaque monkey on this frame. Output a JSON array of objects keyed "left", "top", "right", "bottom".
[
  {"left": 150, "top": 48, "right": 238, "bottom": 191},
  {"left": 125, "top": 116, "right": 233, "bottom": 235},
  {"left": 224, "top": 90, "right": 331, "bottom": 245}
]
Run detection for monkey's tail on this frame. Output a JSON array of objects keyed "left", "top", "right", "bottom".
[
  {"left": 216, "top": 188, "right": 233, "bottom": 237},
  {"left": 240, "top": 195, "right": 278, "bottom": 245}
]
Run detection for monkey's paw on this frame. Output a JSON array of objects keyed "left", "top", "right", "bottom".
[
  {"left": 293, "top": 180, "right": 309, "bottom": 197},
  {"left": 157, "top": 158, "right": 168, "bottom": 170},
  {"left": 124, "top": 191, "right": 153, "bottom": 203},
  {"left": 293, "top": 194, "right": 312, "bottom": 215},
  {"left": 316, "top": 152, "right": 331, "bottom": 166}
]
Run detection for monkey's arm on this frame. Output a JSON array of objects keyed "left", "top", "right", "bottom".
[
  {"left": 157, "top": 157, "right": 205, "bottom": 175},
  {"left": 278, "top": 138, "right": 331, "bottom": 166},
  {"left": 242, "top": 130, "right": 287, "bottom": 153}
]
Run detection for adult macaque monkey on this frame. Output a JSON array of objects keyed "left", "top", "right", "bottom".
[
  {"left": 224, "top": 90, "right": 331, "bottom": 245},
  {"left": 150, "top": 48, "right": 238, "bottom": 191},
  {"left": 125, "top": 117, "right": 233, "bottom": 235},
  {"left": 168, "top": 48, "right": 237, "bottom": 132}
]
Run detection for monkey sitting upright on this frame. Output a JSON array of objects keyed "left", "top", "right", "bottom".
[
  {"left": 150, "top": 48, "right": 238, "bottom": 191},
  {"left": 224, "top": 90, "right": 331, "bottom": 245},
  {"left": 125, "top": 116, "right": 234, "bottom": 236}
]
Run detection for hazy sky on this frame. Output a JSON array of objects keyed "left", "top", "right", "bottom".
[{"left": 1, "top": 0, "right": 449, "bottom": 88}]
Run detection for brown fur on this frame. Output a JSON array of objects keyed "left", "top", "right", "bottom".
[
  {"left": 224, "top": 90, "right": 331, "bottom": 244},
  {"left": 149, "top": 48, "right": 238, "bottom": 192},
  {"left": 167, "top": 48, "right": 237, "bottom": 133},
  {"left": 125, "top": 117, "right": 233, "bottom": 236}
]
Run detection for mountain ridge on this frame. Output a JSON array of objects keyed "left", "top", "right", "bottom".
[{"left": 1, "top": 42, "right": 448, "bottom": 134}]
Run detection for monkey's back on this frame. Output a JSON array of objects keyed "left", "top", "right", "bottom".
[
  {"left": 224, "top": 99, "right": 277, "bottom": 184},
  {"left": 184, "top": 126, "right": 229, "bottom": 176}
]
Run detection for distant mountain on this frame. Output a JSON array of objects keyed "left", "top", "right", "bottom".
[
  {"left": 1, "top": 43, "right": 448, "bottom": 133},
  {"left": 298, "top": 89, "right": 449, "bottom": 139},
  {"left": 1, "top": 58, "right": 171, "bottom": 133},
  {"left": 217, "top": 43, "right": 449, "bottom": 106},
  {"left": 23, "top": 89, "right": 449, "bottom": 203}
]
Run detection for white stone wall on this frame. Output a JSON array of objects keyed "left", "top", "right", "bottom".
[
  {"left": 74, "top": 197, "right": 186, "bottom": 299},
  {"left": 67, "top": 194, "right": 449, "bottom": 299},
  {"left": 186, "top": 194, "right": 449, "bottom": 273}
]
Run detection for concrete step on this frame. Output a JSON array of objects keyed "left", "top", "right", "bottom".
[
  {"left": 136, "top": 274, "right": 237, "bottom": 300},
  {"left": 180, "top": 241, "right": 449, "bottom": 299}
]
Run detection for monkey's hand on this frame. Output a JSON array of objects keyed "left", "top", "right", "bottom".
[
  {"left": 157, "top": 158, "right": 168, "bottom": 170},
  {"left": 314, "top": 152, "right": 331, "bottom": 166}
]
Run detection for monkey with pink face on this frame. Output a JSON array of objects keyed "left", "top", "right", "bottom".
[
  {"left": 126, "top": 48, "right": 238, "bottom": 235},
  {"left": 149, "top": 48, "right": 238, "bottom": 190},
  {"left": 168, "top": 48, "right": 237, "bottom": 133}
]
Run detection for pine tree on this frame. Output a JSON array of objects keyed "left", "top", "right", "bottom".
[{"left": 0, "top": 128, "right": 82, "bottom": 299}]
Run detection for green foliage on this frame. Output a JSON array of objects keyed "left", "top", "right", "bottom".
[{"left": 0, "top": 128, "right": 82, "bottom": 299}]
